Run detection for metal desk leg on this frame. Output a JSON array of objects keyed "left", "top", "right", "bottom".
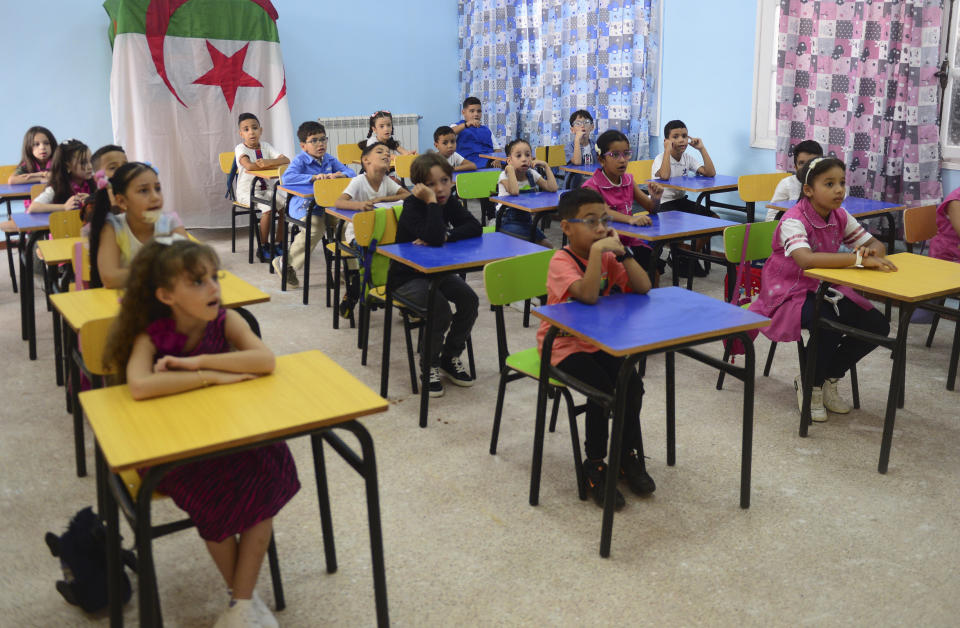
[
  {"left": 878, "top": 304, "right": 912, "bottom": 474},
  {"left": 52, "top": 308, "right": 63, "bottom": 386},
  {"left": 665, "top": 351, "right": 676, "bottom": 465},
  {"left": 529, "top": 326, "right": 557, "bottom": 506},
  {"left": 310, "top": 434, "right": 338, "bottom": 573},
  {"left": 800, "top": 283, "right": 829, "bottom": 437},
  {"left": 18, "top": 232, "right": 27, "bottom": 340},
  {"left": 418, "top": 279, "right": 441, "bottom": 428},
  {"left": 738, "top": 332, "right": 756, "bottom": 509},
  {"left": 302, "top": 208, "right": 312, "bottom": 306},
  {"left": 136, "top": 468, "right": 169, "bottom": 628},
  {"left": 101, "top": 446, "right": 123, "bottom": 628},
  {"left": 63, "top": 319, "right": 74, "bottom": 413},
  {"left": 333, "top": 217, "right": 344, "bottom": 328},
  {"left": 24, "top": 232, "right": 41, "bottom": 359},
  {"left": 380, "top": 293, "right": 393, "bottom": 398}
]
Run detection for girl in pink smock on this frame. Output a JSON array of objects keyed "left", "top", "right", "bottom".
[
  {"left": 748, "top": 157, "right": 895, "bottom": 422},
  {"left": 930, "top": 186, "right": 960, "bottom": 263}
]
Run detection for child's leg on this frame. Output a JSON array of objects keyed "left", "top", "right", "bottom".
[
  {"left": 259, "top": 210, "right": 274, "bottom": 245},
  {"left": 231, "top": 518, "right": 273, "bottom": 600},
  {"left": 801, "top": 293, "right": 890, "bottom": 385},
  {"left": 288, "top": 214, "right": 325, "bottom": 271},
  {"left": 393, "top": 277, "right": 451, "bottom": 367},
  {"left": 205, "top": 536, "right": 239, "bottom": 589},
  {"left": 436, "top": 275, "right": 479, "bottom": 359}
]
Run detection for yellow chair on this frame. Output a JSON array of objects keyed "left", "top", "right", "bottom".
[
  {"left": 337, "top": 143, "right": 362, "bottom": 165},
  {"left": 535, "top": 146, "right": 548, "bottom": 163},
  {"left": 219, "top": 150, "right": 257, "bottom": 258},
  {"left": 626, "top": 159, "right": 654, "bottom": 183},
  {"left": 70, "top": 240, "right": 91, "bottom": 291},
  {"left": 0, "top": 164, "right": 17, "bottom": 186},
  {"left": 738, "top": 173, "right": 792, "bottom": 222},
  {"left": 545, "top": 145, "right": 566, "bottom": 168},
  {"left": 48, "top": 209, "right": 83, "bottom": 239},
  {"left": 30, "top": 183, "right": 46, "bottom": 200},
  {"left": 394, "top": 154, "right": 416, "bottom": 180}
]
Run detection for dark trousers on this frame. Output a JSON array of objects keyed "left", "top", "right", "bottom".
[
  {"left": 556, "top": 351, "right": 644, "bottom": 460},
  {"left": 393, "top": 275, "right": 479, "bottom": 366},
  {"left": 660, "top": 196, "right": 714, "bottom": 217},
  {"left": 800, "top": 292, "right": 890, "bottom": 386}
]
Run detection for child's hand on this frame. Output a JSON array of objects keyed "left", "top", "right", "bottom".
[
  {"left": 254, "top": 158, "right": 268, "bottom": 169},
  {"left": 647, "top": 181, "right": 664, "bottom": 201},
  {"left": 359, "top": 200, "right": 375, "bottom": 211},
  {"left": 593, "top": 233, "right": 625, "bottom": 256},
  {"left": 534, "top": 159, "right": 549, "bottom": 169},
  {"left": 663, "top": 137, "right": 675, "bottom": 152},
  {"left": 64, "top": 194, "right": 84, "bottom": 210},
  {"left": 630, "top": 213, "right": 652, "bottom": 226},
  {"left": 689, "top": 137, "right": 704, "bottom": 151},
  {"left": 207, "top": 371, "right": 258, "bottom": 386},
  {"left": 411, "top": 183, "right": 437, "bottom": 204},
  {"left": 154, "top": 355, "right": 201, "bottom": 372},
  {"left": 863, "top": 255, "right": 897, "bottom": 272}
]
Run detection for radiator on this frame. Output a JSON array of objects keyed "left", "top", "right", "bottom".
[{"left": 316, "top": 113, "right": 420, "bottom": 154}]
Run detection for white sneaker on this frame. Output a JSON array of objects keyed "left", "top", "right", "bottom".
[
  {"left": 213, "top": 599, "right": 261, "bottom": 628},
  {"left": 252, "top": 590, "right": 279, "bottom": 628},
  {"left": 795, "top": 376, "right": 827, "bottom": 422},
  {"left": 272, "top": 257, "right": 299, "bottom": 289},
  {"left": 822, "top": 378, "right": 852, "bottom": 414}
]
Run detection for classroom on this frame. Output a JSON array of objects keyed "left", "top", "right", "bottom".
[{"left": 1, "top": 1, "right": 958, "bottom": 626}]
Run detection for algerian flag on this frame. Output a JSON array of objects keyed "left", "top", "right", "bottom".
[{"left": 103, "top": 0, "right": 294, "bottom": 228}]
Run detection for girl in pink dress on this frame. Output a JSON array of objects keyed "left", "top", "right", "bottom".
[
  {"left": 749, "top": 157, "right": 896, "bottom": 422},
  {"left": 930, "top": 186, "right": 960, "bottom": 264},
  {"left": 105, "top": 239, "right": 298, "bottom": 628}
]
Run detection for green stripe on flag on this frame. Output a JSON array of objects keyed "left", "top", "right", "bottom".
[{"left": 104, "top": 0, "right": 279, "bottom": 44}]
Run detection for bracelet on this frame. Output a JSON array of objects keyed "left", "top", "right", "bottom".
[
  {"left": 197, "top": 369, "right": 208, "bottom": 388},
  {"left": 615, "top": 252, "right": 628, "bottom": 263},
  {"left": 854, "top": 249, "right": 864, "bottom": 268}
]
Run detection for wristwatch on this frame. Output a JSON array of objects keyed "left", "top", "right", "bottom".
[
  {"left": 854, "top": 249, "right": 864, "bottom": 268},
  {"left": 615, "top": 252, "right": 628, "bottom": 263}
]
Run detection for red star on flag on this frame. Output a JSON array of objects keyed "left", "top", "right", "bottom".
[{"left": 192, "top": 41, "right": 263, "bottom": 110}]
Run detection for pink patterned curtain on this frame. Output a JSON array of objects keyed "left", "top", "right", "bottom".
[{"left": 775, "top": 0, "right": 942, "bottom": 206}]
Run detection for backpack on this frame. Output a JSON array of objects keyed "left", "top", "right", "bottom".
[{"left": 45, "top": 507, "right": 135, "bottom": 613}]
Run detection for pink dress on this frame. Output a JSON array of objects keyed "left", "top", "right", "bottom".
[
  {"left": 748, "top": 198, "right": 873, "bottom": 342},
  {"left": 930, "top": 187, "right": 960, "bottom": 263},
  {"left": 143, "top": 310, "right": 301, "bottom": 542},
  {"left": 581, "top": 169, "right": 649, "bottom": 249}
]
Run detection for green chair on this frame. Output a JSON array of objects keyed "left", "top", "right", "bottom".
[
  {"left": 456, "top": 169, "right": 501, "bottom": 226},
  {"left": 483, "top": 250, "right": 586, "bottom": 501}
]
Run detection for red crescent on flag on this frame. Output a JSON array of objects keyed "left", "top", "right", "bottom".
[{"left": 145, "top": 0, "right": 282, "bottom": 108}]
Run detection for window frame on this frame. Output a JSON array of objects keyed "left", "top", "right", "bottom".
[
  {"left": 750, "top": 0, "right": 780, "bottom": 150},
  {"left": 941, "top": 0, "right": 960, "bottom": 169}
]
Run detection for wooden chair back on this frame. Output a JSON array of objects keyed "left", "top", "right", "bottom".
[
  {"left": 72, "top": 240, "right": 91, "bottom": 290},
  {"left": 352, "top": 206, "right": 400, "bottom": 248},
  {"left": 903, "top": 204, "right": 937, "bottom": 244},
  {"left": 79, "top": 317, "right": 116, "bottom": 376},
  {"left": 337, "top": 143, "right": 362, "bottom": 165},
  {"left": 546, "top": 145, "right": 567, "bottom": 168},
  {"left": 218, "top": 151, "right": 235, "bottom": 174},
  {"left": 626, "top": 159, "right": 654, "bottom": 182},
  {"left": 313, "top": 177, "right": 352, "bottom": 208},
  {"left": 0, "top": 164, "right": 17, "bottom": 183},
  {"left": 30, "top": 184, "right": 46, "bottom": 200},
  {"left": 738, "top": 173, "right": 792, "bottom": 203},
  {"left": 49, "top": 209, "right": 83, "bottom": 239},
  {"left": 394, "top": 154, "right": 416, "bottom": 179}
]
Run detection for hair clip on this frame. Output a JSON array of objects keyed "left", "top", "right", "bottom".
[
  {"left": 803, "top": 157, "right": 825, "bottom": 184},
  {"left": 94, "top": 169, "right": 110, "bottom": 190},
  {"left": 594, "top": 143, "right": 601, "bottom": 154},
  {"left": 142, "top": 161, "right": 158, "bottom": 174},
  {"left": 61, "top": 138, "right": 79, "bottom": 146},
  {"left": 154, "top": 233, "right": 186, "bottom": 246},
  {"left": 372, "top": 110, "right": 391, "bottom": 117}
]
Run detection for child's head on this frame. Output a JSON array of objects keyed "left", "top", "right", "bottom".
[
  {"left": 91, "top": 145, "right": 127, "bottom": 178},
  {"left": 558, "top": 188, "right": 611, "bottom": 251},
  {"left": 462, "top": 97, "right": 482, "bottom": 124},
  {"left": 410, "top": 153, "right": 454, "bottom": 205},
  {"left": 433, "top": 126, "right": 457, "bottom": 158},
  {"left": 48, "top": 140, "right": 93, "bottom": 199},
  {"left": 504, "top": 138, "right": 533, "bottom": 172},
  {"left": 791, "top": 140, "right": 824, "bottom": 177},
  {"left": 663, "top": 119, "right": 688, "bottom": 154},
  {"left": 596, "top": 130, "right": 631, "bottom": 178},
  {"left": 367, "top": 110, "right": 394, "bottom": 142},
  {"left": 360, "top": 142, "right": 392, "bottom": 174},
  {"left": 569, "top": 109, "right": 594, "bottom": 131},
  {"left": 106, "top": 240, "right": 221, "bottom": 375},
  {"left": 799, "top": 157, "right": 846, "bottom": 211},
  {"left": 298, "top": 121, "right": 328, "bottom": 160},
  {"left": 20, "top": 126, "right": 56, "bottom": 169},
  {"left": 237, "top": 113, "right": 261, "bottom": 147}
]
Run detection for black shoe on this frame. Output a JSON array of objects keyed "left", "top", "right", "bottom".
[
  {"left": 440, "top": 354, "right": 474, "bottom": 387},
  {"left": 428, "top": 366, "right": 445, "bottom": 398},
  {"left": 272, "top": 243, "right": 284, "bottom": 259},
  {"left": 256, "top": 245, "right": 273, "bottom": 262},
  {"left": 339, "top": 297, "right": 356, "bottom": 320},
  {"left": 692, "top": 259, "right": 709, "bottom": 277},
  {"left": 619, "top": 450, "right": 656, "bottom": 495},
  {"left": 583, "top": 459, "right": 625, "bottom": 510}
]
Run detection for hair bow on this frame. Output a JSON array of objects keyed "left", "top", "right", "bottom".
[
  {"left": 803, "top": 157, "right": 825, "bottom": 184},
  {"left": 94, "top": 169, "right": 110, "bottom": 190},
  {"left": 372, "top": 110, "right": 391, "bottom": 117}
]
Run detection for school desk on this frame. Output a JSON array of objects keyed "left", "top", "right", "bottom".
[
  {"left": 80, "top": 350, "right": 390, "bottom": 627},
  {"left": 765, "top": 197, "right": 908, "bottom": 254},
  {"left": 245, "top": 168, "right": 281, "bottom": 264},
  {"left": 650, "top": 174, "right": 745, "bottom": 219},
  {"left": 376, "top": 232, "right": 546, "bottom": 427},
  {"left": 533, "top": 288, "right": 769, "bottom": 557},
  {"left": 489, "top": 190, "right": 562, "bottom": 242},
  {"left": 37, "top": 236, "right": 84, "bottom": 386},
  {"left": 49, "top": 272, "right": 270, "bottom": 477},
  {"left": 800, "top": 252, "right": 960, "bottom": 474},
  {"left": 0, "top": 182, "right": 35, "bottom": 216},
  {"left": 12, "top": 212, "right": 52, "bottom": 360},
  {"left": 479, "top": 151, "right": 508, "bottom": 164},
  {"left": 612, "top": 211, "right": 738, "bottom": 287},
  {"left": 559, "top": 163, "right": 602, "bottom": 177}
]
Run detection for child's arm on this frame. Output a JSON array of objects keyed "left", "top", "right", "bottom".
[
  {"left": 946, "top": 201, "right": 960, "bottom": 244},
  {"left": 153, "top": 309, "right": 275, "bottom": 375},
  {"left": 689, "top": 138, "right": 716, "bottom": 177},
  {"left": 28, "top": 188, "right": 86, "bottom": 214},
  {"left": 633, "top": 181, "right": 663, "bottom": 214},
  {"left": 237, "top": 154, "right": 255, "bottom": 171},
  {"left": 455, "top": 157, "right": 477, "bottom": 171},
  {"left": 97, "top": 223, "right": 129, "bottom": 289},
  {"left": 395, "top": 144, "right": 415, "bottom": 156},
  {"left": 621, "top": 255, "right": 652, "bottom": 294},
  {"left": 446, "top": 198, "right": 482, "bottom": 241},
  {"left": 376, "top": 188, "right": 411, "bottom": 204},
  {"left": 407, "top": 188, "right": 447, "bottom": 245},
  {"left": 501, "top": 166, "right": 521, "bottom": 196},
  {"left": 8, "top": 170, "right": 46, "bottom": 184},
  {"left": 534, "top": 161, "right": 558, "bottom": 192},
  {"left": 331, "top": 158, "right": 356, "bottom": 178},
  {"left": 655, "top": 142, "right": 673, "bottom": 179},
  {"left": 253, "top": 155, "right": 289, "bottom": 170},
  {"left": 604, "top": 206, "right": 651, "bottom": 227},
  {"left": 334, "top": 192, "right": 374, "bottom": 211},
  {"left": 569, "top": 131, "right": 586, "bottom": 165},
  {"left": 567, "top": 230, "right": 626, "bottom": 304}
]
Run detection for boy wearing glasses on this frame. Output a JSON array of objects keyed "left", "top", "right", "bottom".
[
  {"left": 273, "top": 121, "right": 356, "bottom": 287},
  {"left": 537, "top": 188, "right": 656, "bottom": 509},
  {"left": 564, "top": 110, "right": 599, "bottom": 188}
]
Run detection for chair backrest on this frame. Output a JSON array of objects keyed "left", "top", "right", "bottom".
[
  {"left": 483, "top": 249, "right": 555, "bottom": 306},
  {"left": 353, "top": 206, "right": 400, "bottom": 248},
  {"left": 218, "top": 151, "right": 235, "bottom": 174},
  {"left": 722, "top": 220, "right": 778, "bottom": 263},
  {"left": 455, "top": 169, "right": 501, "bottom": 200},
  {"left": 30, "top": 184, "right": 46, "bottom": 200},
  {"left": 394, "top": 154, "right": 416, "bottom": 179},
  {"left": 903, "top": 204, "right": 937, "bottom": 244},
  {"left": 277, "top": 163, "right": 288, "bottom": 179},
  {"left": 626, "top": 159, "right": 654, "bottom": 183},
  {"left": 72, "top": 240, "right": 91, "bottom": 290},
  {"left": 738, "top": 173, "right": 792, "bottom": 203},
  {"left": 535, "top": 146, "right": 548, "bottom": 163},
  {"left": 49, "top": 210, "right": 83, "bottom": 239},
  {"left": 546, "top": 144, "right": 567, "bottom": 168},
  {"left": 312, "top": 177, "right": 352, "bottom": 208},
  {"left": 337, "top": 143, "right": 362, "bottom": 164},
  {"left": 0, "top": 164, "right": 16, "bottom": 183},
  {"left": 79, "top": 317, "right": 116, "bottom": 376}
]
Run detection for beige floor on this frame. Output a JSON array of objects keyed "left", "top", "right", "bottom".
[{"left": 1, "top": 222, "right": 959, "bottom": 627}]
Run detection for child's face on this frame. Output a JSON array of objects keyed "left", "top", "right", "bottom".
[
  {"left": 434, "top": 133, "right": 457, "bottom": 158},
  {"left": 422, "top": 165, "right": 454, "bottom": 205},
  {"left": 598, "top": 139, "right": 631, "bottom": 176},
  {"left": 362, "top": 145, "right": 392, "bottom": 173},
  {"left": 32, "top": 134, "right": 52, "bottom": 163},
  {"left": 238, "top": 119, "right": 262, "bottom": 147},
  {"left": 667, "top": 127, "right": 689, "bottom": 154},
  {"left": 803, "top": 165, "right": 845, "bottom": 214},
  {"left": 97, "top": 151, "right": 127, "bottom": 178},
  {"left": 115, "top": 169, "right": 163, "bottom": 223},
  {"left": 793, "top": 151, "right": 819, "bottom": 176},
  {"left": 159, "top": 261, "right": 222, "bottom": 323},
  {"left": 463, "top": 104, "right": 482, "bottom": 124},
  {"left": 301, "top": 133, "right": 328, "bottom": 160},
  {"left": 570, "top": 116, "right": 593, "bottom": 133},
  {"left": 373, "top": 117, "right": 393, "bottom": 142},
  {"left": 562, "top": 202, "right": 611, "bottom": 252},
  {"left": 507, "top": 142, "right": 532, "bottom": 172},
  {"left": 68, "top": 150, "right": 93, "bottom": 181}
]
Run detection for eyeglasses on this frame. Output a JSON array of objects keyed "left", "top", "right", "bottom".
[
  {"left": 306, "top": 137, "right": 328, "bottom": 144},
  {"left": 573, "top": 120, "right": 593, "bottom": 127},
  {"left": 565, "top": 215, "right": 612, "bottom": 229},
  {"left": 602, "top": 150, "right": 631, "bottom": 160}
]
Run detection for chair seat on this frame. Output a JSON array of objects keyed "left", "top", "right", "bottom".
[
  {"left": 232, "top": 201, "right": 251, "bottom": 209},
  {"left": 119, "top": 469, "right": 166, "bottom": 501},
  {"left": 325, "top": 242, "right": 356, "bottom": 258},
  {"left": 1, "top": 220, "right": 17, "bottom": 233},
  {"left": 505, "top": 347, "right": 564, "bottom": 387}
]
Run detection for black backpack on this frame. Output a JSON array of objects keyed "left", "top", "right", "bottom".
[{"left": 45, "top": 507, "right": 136, "bottom": 613}]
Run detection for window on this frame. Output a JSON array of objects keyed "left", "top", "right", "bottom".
[
  {"left": 750, "top": 0, "right": 780, "bottom": 150},
  {"left": 941, "top": 0, "right": 960, "bottom": 167}
]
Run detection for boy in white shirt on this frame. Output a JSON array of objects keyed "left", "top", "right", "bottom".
[
  {"left": 433, "top": 126, "right": 477, "bottom": 171},
  {"left": 766, "top": 140, "right": 824, "bottom": 221},
  {"left": 234, "top": 112, "right": 289, "bottom": 261}
]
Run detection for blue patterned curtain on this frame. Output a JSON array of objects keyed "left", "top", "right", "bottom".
[{"left": 458, "top": 0, "right": 660, "bottom": 159}]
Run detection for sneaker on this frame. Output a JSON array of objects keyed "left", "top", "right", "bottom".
[
  {"left": 428, "top": 366, "right": 444, "bottom": 397},
  {"left": 252, "top": 590, "right": 278, "bottom": 628},
  {"left": 822, "top": 378, "right": 852, "bottom": 414},
  {"left": 272, "top": 243, "right": 284, "bottom": 259},
  {"left": 619, "top": 449, "right": 656, "bottom": 495},
  {"left": 272, "top": 257, "right": 299, "bottom": 288},
  {"left": 440, "top": 355, "right": 474, "bottom": 387},
  {"left": 794, "top": 375, "right": 827, "bottom": 422},
  {"left": 339, "top": 297, "right": 356, "bottom": 319},
  {"left": 692, "top": 259, "right": 709, "bottom": 277},
  {"left": 583, "top": 459, "right": 625, "bottom": 510},
  {"left": 256, "top": 245, "right": 273, "bottom": 263},
  {"left": 213, "top": 599, "right": 260, "bottom": 628}
]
